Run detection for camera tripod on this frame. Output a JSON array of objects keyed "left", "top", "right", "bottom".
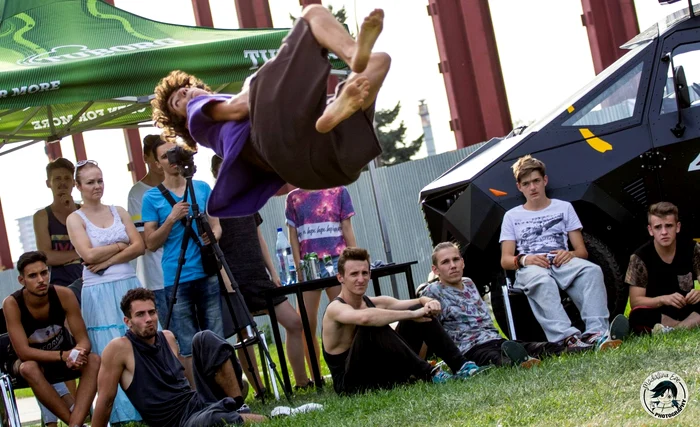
[{"left": 163, "top": 159, "right": 292, "bottom": 403}]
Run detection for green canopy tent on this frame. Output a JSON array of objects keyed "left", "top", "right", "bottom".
[{"left": 0, "top": 0, "right": 345, "bottom": 150}]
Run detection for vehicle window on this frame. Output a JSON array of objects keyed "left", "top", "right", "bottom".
[
  {"left": 563, "top": 62, "right": 643, "bottom": 126},
  {"left": 661, "top": 42, "right": 700, "bottom": 115}
]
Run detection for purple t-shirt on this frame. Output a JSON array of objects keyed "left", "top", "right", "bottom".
[
  {"left": 187, "top": 94, "right": 285, "bottom": 217},
  {"left": 284, "top": 187, "right": 355, "bottom": 258}
]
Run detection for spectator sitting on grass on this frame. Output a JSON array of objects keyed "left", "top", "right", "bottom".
[
  {"left": 321, "top": 247, "right": 482, "bottom": 395},
  {"left": 627, "top": 202, "right": 700, "bottom": 334},
  {"left": 92, "top": 288, "right": 266, "bottom": 427},
  {"left": 420, "top": 242, "right": 568, "bottom": 368}
]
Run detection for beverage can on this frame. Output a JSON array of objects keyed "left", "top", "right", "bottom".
[
  {"left": 308, "top": 253, "right": 320, "bottom": 279},
  {"left": 323, "top": 254, "right": 335, "bottom": 276}
]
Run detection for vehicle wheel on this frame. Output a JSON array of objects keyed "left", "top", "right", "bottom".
[{"left": 582, "top": 232, "right": 627, "bottom": 317}]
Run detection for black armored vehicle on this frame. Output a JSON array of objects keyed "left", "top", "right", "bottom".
[{"left": 420, "top": 4, "right": 700, "bottom": 340}]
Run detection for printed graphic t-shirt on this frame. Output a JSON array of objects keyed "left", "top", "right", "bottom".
[
  {"left": 499, "top": 199, "right": 582, "bottom": 255},
  {"left": 128, "top": 181, "right": 164, "bottom": 291},
  {"left": 285, "top": 187, "right": 355, "bottom": 258},
  {"left": 421, "top": 278, "right": 501, "bottom": 354},
  {"left": 625, "top": 239, "right": 700, "bottom": 298}
]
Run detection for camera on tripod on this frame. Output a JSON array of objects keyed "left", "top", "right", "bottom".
[{"left": 166, "top": 145, "right": 197, "bottom": 177}]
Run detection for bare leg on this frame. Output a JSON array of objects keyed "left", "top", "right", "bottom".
[
  {"left": 236, "top": 330, "right": 264, "bottom": 394},
  {"left": 182, "top": 356, "right": 195, "bottom": 389},
  {"left": 352, "top": 52, "right": 391, "bottom": 111},
  {"left": 301, "top": 6, "right": 384, "bottom": 74},
  {"left": 316, "top": 77, "right": 370, "bottom": 133},
  {"left": 325, "top": 285, "right": 341, "bottom": 301},
  {"left": 676, "top": 312, "right": 700, "bottom": 329},
  {"left": 275, "top": 301, "right": 310, "bottom": 385},
  {"left": 65, "top": 379, "right": 77, "bottom": 397},
  {"left": 68, "top": 353, "right": 100, "bottom": 427},
  {"left": 300, "top": 290, "right": 323, "bottom": 382},
  {"left": 214, "top": 359, "right": 243, "bottom": 398},
  {"left": 661, "top": 314, "right": 681, "bottom": 327},
  {"left": 19, "top": 362, "right": 71, "bottom": 424}
]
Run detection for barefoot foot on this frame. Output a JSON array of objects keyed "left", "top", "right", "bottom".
[
  {"left": 316, "top": 77, "right": 370, "bottom": 133},
  {"left": 350, "top": 9, "right": 384, "bottom": 73}
]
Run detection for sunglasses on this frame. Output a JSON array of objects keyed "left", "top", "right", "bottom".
[{"left": 75, "top": 160, "right": 98, "bottom": 179}]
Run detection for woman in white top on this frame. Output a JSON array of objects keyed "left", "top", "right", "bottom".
[{"left": 66, "top": 160, "right": 145, "bottom": 425}]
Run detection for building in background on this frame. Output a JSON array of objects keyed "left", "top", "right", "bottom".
[
  {"left": 16, "top": 215, "right": 36, "bottom": 253},
  {"left": 419, "top": 100, "right": 436, "bottom": 156}
]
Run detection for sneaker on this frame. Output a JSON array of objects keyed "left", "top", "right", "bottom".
[
  {"left": 236, "top": 404, "right": 252, "bottom": 414},
  {"left": 564, "top": 334, "right": 593, "bottom": 352},
  {"left": 501, "top": 340, "right": 540, "bottom": 368},
  {"left": 594, "top": 314, "right": 630, "bottom": 351},
  {"left": 652, "top": 323, "right": 675, "bottom": 335},
  {"left": 271, "top": 403, "right": 324, "bottom": 418},
  {"left": 431, "top": 366, "right": 453, "bottom": 384},
  {"left": 455, "top": 361, "right": 493, "bottom": 378},
  {"left": 609, "top": 314, "right": 631, "bottom": 341}
]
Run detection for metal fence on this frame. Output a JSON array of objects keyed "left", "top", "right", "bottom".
[
  {"left": 0, "top": 144, "right": 484, "bottom": 340},
  {"left": 255, "top": 144, "right": 483, "bottom": 338}
]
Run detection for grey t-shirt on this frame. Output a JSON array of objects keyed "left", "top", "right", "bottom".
[{"left": 499, "top": 199, "right": 582, "bottom": 255}]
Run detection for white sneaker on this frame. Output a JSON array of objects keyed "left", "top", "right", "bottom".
[
  {"left": 271, "top": 403, "right": 324, "bottom": 417},
  {"left": 652, "top": 323, "right": 674, "bottom": 335}
]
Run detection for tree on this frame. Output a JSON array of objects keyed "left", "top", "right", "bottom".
[
  {"left": 375, "top": 102, "right": 425, "bottom": 166},
  {"left": 290, "top": 4, "right": 352, "bottom": 35}
]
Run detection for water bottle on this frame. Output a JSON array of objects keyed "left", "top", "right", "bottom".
[{"left": 275, "top": 228, "right": 295, "bottom": 285}]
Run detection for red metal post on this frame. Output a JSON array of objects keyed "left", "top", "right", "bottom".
[
  {"left": 235, "top": 0, "right": 273, "bottom": 28},
  {"left": 124, "top": 129, "right": 147, "bottom": 183},
  {"left": 102, "top": 0, "right": 145, "bottom": 183},
  {"left": 581, "top": 0, "right": 640, "bottom": 75},
  {"left": 44, "top": 140, "right": 62, "bottom": 161},
  {"left": 0, "top": 199, "right": 12, "bottom": 269},
  {"left": 191, "top": 0, "right": 214, "bottom": 27},
  {"left": 72, "top": 133, "right": 87, "bottom": 161},
  {"left": 427, "top": 0, "right": 512, "bottom": 149}
]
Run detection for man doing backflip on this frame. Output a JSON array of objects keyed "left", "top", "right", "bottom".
[{"left": 151, "top": 5, "right": 390, "bottom": 217}]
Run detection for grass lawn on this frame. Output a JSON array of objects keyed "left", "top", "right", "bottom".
[
  {"left": 251, "top": 330, "right": 700, "bottom": 426},
  {"left": 27, "top": 330, "right": 700, "bottom": 426}
]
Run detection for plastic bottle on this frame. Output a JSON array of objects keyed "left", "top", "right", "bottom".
[{"left": 275, "top": 228, "right": 295, "bottom": 285}]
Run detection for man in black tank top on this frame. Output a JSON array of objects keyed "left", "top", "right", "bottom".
[
  {"left": 2, "top": 251, "right": 100, "bottom": 427},
  {"left": 33, "top": 158, "right": 82, "bottom": 287},
  {"left": 322, "top": 247, "right": 478, "bottom": 395},
  {"left": 626, "top": 202, "right": 700, "bottom": 333},
  {"left": 92, "top": 288, "right": 267, "bottom": 427}
]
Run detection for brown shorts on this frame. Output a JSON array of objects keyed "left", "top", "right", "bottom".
[{"left": 248, "top": 17, "right": 381, "bottom": 189}]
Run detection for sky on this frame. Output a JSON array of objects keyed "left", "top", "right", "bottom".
[{"left": 0, "top": 0, "right": 691, "bottom": 262}]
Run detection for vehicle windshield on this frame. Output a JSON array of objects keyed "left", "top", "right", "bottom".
[{"left": 519, "top": 41, "right": 650, "bottom": 136}]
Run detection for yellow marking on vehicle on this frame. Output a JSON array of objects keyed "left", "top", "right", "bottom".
[
  {"left": 567, "top": 105, "right": 575, "bottom": 113},
  {"left": 489, "top": 188, "right": 508, "bottom": 197},
  {"left": 579, "top": 128, "right": 613, "bottom": 153}
]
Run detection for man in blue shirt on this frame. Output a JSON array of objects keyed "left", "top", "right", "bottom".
[{"left": 141, "top": 138, "right": 224, "bottom": 386}]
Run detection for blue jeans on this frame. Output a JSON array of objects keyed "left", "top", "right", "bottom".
[
  {"left": 163, "top": 275, "right": 224, "bottom": 356},
  {"left": 152, "top": 288, "right": 168, "bottom": 322}
]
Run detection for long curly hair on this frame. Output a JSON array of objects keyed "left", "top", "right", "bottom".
[{"left": 151, "top": 70, "right": 211, "bottom": 149}]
